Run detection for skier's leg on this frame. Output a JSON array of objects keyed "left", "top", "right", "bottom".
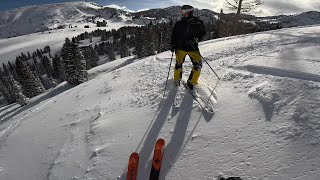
[
  {"left": 174, "top": 50, "right": 187, "bottom": 81},
  {"left": 187, "top": 51, "right": 202, "bottom": 85}
]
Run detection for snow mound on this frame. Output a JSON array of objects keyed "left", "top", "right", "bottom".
[
  {"left": 223, "top": 69, "right": 255, "bottom": 81},
  {"left": 248, "top": 79, "right": 320, "bottom": 142},
  {"left": 248, "top": 81, "right": 280, "bottom": 107}
]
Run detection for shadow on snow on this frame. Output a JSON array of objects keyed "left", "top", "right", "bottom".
[{"left": 120, "top": 80, "right": 214, "bottom": 179}]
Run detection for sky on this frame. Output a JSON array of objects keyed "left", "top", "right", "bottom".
[{"left": 0, "top": 0, "right": 320, "bottom": 16}]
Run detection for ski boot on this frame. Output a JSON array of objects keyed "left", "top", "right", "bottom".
[
  {"left": 174, "top": 80, "right": 180, "bottom": 87},
  {"left": 186, "top": 81, "right": 194, "bottom": 91}
]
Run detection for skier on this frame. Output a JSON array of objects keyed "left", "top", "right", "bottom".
[{"left": 171, "top": 5, "right": 206, "bottom": 91}]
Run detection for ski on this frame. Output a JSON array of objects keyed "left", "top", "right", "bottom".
[
  {"left": 149, "top": 139, "right": 165, "bottom": 180},
  {"left": 173, "top": 86, "right": 184, "bottom": 108},
  {"left": 126, "top": 152, "right": 139, "bottom": 180},
  {"left": 181, "top": 80, "right": 215, "bottom": 113}
]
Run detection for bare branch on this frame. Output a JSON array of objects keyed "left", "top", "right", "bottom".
[{"left": 224, "top": 0, "right": 263, "bottom": 15}]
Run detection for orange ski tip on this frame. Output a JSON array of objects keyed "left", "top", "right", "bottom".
[
  {"left": 157, "top": 138, "right": 165, "bottom": 146},
  {"left": 130, "top": 152, "right": 139, "bottom": 158},
  {"left": 152, "top": 139, "right": 165, "bottom": 170},
  {"left": 127, "top": 152, "right": 139, "bottom": 180}
]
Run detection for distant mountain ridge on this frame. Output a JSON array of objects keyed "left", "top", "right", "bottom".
[{"left": 0, "top": 1, "right": 320, "bottom": 39}]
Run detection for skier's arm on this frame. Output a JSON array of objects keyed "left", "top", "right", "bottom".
[{"left": 197, "top": 20, "right": 206, "bottom": 41}]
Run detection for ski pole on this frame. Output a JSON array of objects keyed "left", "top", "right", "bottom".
[
  {"left": 191, "top": 44, "right": 220, "bottom": 80},
  {"left": 163, "top": 52, "right": 174, "bottom": 95}
]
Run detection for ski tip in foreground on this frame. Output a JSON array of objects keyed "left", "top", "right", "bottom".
[
  {"left": 127, "top": 152, "right": 139, "bottom": 180},
  {"left": 150, "top": 139, "right": 165, "bottom": 179},
  {"left": 129, "top": 152, "right": 139, "bottom": 160},
  {"left": 155, "top": 138, "right": 165, "bottom": 146}
]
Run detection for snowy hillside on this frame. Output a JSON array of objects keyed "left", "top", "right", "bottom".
[
  {"left": 0, "top": 20, "right": 136, "bottom": 64},
  {"left": 0, "top": 1, "right": 130, "bottom": 39},
  {"left": 259, "top": 11, "right": 320, "bottom": 28},
  {"left": 0, "top": 24, "right": 320, "bottom": 180},
  {"left": 0, "top": 1, "right": 141, "bottom": 63}
]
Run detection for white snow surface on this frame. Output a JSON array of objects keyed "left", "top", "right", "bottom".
[{"left": 0, "top": 25, "right": 320, "bottom": 180}]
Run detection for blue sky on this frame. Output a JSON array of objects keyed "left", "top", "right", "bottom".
[{"left": 1, "top": 0, "right": 320, "bottom": 16}]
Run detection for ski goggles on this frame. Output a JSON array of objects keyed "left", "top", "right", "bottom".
[{"left": 180, "top": 8, "right": 194, "bottom": 14}]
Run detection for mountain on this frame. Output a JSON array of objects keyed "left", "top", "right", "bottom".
[
  {"left": 0, "top": 1, "right": 128, "bottom": 39},
  {"left": 0, "top": 1, "right": 217, "bottom": 39},
  {"left": 0, "top": 23, "right": 319, "bottom": 179},
  {"left": 258, "top": 11, "right": 320, "bottom": 28}
]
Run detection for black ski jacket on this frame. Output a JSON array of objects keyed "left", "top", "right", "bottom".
[{"left": 171, "top": 16, "right": 206, "bottom": 51}]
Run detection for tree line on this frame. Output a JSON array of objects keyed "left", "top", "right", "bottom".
[{"left": 0, "top": 38, "right": 99, "bottom": 106}]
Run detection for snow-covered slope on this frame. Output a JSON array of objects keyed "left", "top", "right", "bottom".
[
  {"left": 0, "top": 1, "right": 142, "bottom": 63},
  {"left": 0, "top": 1, "right": 131, "bottom": 39},
  {"left": 0, "top": 21, "right": 135, "bottom": 63},
  {"left": 0, "top": 25, "right": 320, "bottom": 180}
]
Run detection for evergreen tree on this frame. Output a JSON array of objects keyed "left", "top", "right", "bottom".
[
  {"left": 15, "top": 57, "right": 45, "bottom": 97},
  {"left": 101, "top": 31, "right": 107, "bottom": 41},
  {"left": 144, "top": 24, "right": 157, "bottom": 56},
  {"left": 98, "top": 42, "right": 106, "bottom": 55},
  {"left": 8, "top": 75, "right": 29, "bottom": 106},
  {"left": 61, "top": 38, "right": 88, "bottom": 85},
  {"left": 89, "top": 46, "right": 100, "bottom": 68},
  {"left": 72, "top": 37, "right": 79, "bottom": 44},
  {"left": 43, "top": 45, "right": 51, "bottom": 53},
  {"left": 134, "top": 29, "right": 145, "bottom": 58},
  {"left": 7, "top": 61, "right": 18, "bottom": 80},
  {"left": 20, "top": 52, "right": 28, "bottom": 61},
  {"left": 107, "top": 44, "right": 116, "bottom": 61},
  {"left": 94, "top": 44, "right": 103, "bottom": 56},
  {"left": 0, "top": 71, "right": 15, "bottom": 103},
  {"left": 160, "top": 23, "right": 173, "bottom": 52},
  {"left": 36, "top": 49, "right": 42, "bottom": 58},
  {"left": 2, "top": 63, "right": 10, "bottom": 76},
  {"left": 52, "top": 54, "right": 65, "bottom": 81},
  {"left": 0, "top": 79, "right": 13, "bottom": 104},
  {"left": 27, "top": 52, "right": 32, "bottom": 60},
  {"left": 120, "top": 35, "right": 130, "bottom": 58},
  {"left": 82, "top": 46, "right": 99, "bottom": 69},
  {"left": 41, "top": 56, "right": 53, "bottom": 78}
]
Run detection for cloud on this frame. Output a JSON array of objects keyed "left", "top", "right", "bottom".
[
  {"left": 137, "top": 8, "right": 150, "bottom": 12},
  {"left": 104, "top": 4, "right": 135, "bottom": 12},
  {"left": 262, "top": 0, "right": 320, "bottom": 16},
  {"left": 171, "top": 0, "right": 320, "bottom": 16}
]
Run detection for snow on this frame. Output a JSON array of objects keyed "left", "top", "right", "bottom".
[{"left": 0, "top": 24, "right": 320, "bottom": 180}]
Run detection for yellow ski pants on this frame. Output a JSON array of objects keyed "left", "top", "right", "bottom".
[{"left": 174, "top": 49, "right": 203, "bottom": 85}]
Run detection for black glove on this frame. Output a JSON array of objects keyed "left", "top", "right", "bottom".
[{"left": 170, "top": 45, "right": 175, "bottom": 52}]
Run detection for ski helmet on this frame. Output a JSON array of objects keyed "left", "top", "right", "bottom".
[{"left": 180, "top": 5, "right": 194, "bottom": 17}]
